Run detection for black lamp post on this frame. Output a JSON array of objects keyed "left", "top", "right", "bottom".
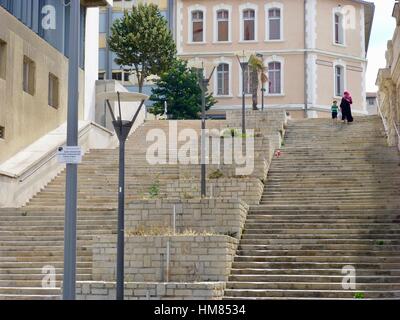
[
  {"left": 188, "top": 59, "right": 217, "bottom": 198},
  {"left": 199, "top": 65, "right": 216, "bottom": 198},
  {"left": 236, "top": 51, "right": 252, "bottom": 135},
  {"left": 98, "top": 91, "right": 149, "bottom": 300}
]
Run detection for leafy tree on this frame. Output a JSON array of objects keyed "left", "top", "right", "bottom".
[
  {"left": 150, "top": 59, "right": 217, "bottom": 119},
  {"left": 248, "top": 55, "right": 268, "bottom": 110},
  {"left": 107, "top": 3, "right": 176, "bottom": 92}
]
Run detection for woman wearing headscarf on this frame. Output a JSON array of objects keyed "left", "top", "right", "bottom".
[{"left": 340, "top": 91, "right": 354, "bottom": 123}]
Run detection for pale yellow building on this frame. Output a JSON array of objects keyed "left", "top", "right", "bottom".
[{"left": 176, "top": 0, "right": 374, "bottom": 118}]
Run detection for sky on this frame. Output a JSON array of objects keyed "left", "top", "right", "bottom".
[{"left": 366, "top": 0, "right": 396, "bottom": 92}]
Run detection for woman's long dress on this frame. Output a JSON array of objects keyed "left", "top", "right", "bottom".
[{"left": 340, "top": 98, "right": 353, "bottom": 122}]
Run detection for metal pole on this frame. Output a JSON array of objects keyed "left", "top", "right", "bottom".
[
  {"left": 117, "top": 138, "right": 126, "bottom": 300},
  {"left": 63, "top": 0, "right": 80, "bottom": 300},
  {"left": 201, "top": 79, "right": 206, "bottom": 198},
  {"left": 242, "top": 63, "right": 246, "bottom": 135},
  {"left": 261, "top": 84, "right": 265, "bottom": 111}
]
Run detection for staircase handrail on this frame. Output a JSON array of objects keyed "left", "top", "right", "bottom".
[
  {"left": 393, "top": 119, "right": 400, "bottom": 152},
  {"left": 376, "top": 98, "right": 389, "bottom": 137}
]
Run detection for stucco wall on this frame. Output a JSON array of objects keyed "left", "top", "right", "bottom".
[
  {"left": 176, "top": 0, "right": 370, "bottom": 117},
  {"left": 0, "top": 7, "right": 85, "bottom": 163}
]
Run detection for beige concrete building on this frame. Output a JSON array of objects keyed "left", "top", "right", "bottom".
[
  {"left": 0, "top": 1, "right": 110, "bottom": 163},
  {"left": 376, "top": 1, "right": 400, "bottom": 150},
  {"left": 176, "top": 0, "right": 374, "bottom": 118}
]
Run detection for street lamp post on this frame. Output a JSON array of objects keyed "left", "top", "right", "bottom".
[
  {"left": 200, "top": 67, "right": 216, "bottom": 198},
  {"left": 63, "top": 0, "right": 80, "bottom": 301},
  {"left": 188, "top": 59, "right": 217, "bottom": 198},
  {"left": 98, "top": 91, "right": 149, "bottom": 300},
  {"left": 236, "top": 51, "right": 253, "bottom": 135}
]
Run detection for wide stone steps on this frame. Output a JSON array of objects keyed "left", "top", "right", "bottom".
[{"left": 225, "top": 116, "right": 400, "bottom": 299}]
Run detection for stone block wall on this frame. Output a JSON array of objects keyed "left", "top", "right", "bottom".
[
  {"left": 76, "top": 281, "right": 226, "bottom": 300},
  {"left": 166, "top": 178, "right": 264, "bottom": 205},
  {"left": 92, "top": 235, "right": 238, "bottom": 283},
  {"left": 126, "top": 198, "right": 249, "bottom": 239}
]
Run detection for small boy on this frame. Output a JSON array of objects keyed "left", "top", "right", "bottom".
[{"left": 331, "top": 100, "right": 339, "bottom": 124}]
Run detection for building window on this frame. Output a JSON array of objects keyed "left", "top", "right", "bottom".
[
  {"left": 124, "top": 72, "right": 130, "bottom": 82},
  {"left": 334, "top": 13, "right": 344, "bottom": 45},
  {"left": 268, "top": 8, "right": 281, "bottom": 40},
  {"left": 0, "top": 39, "right": 6, "bottom": 79},
  {"left": 243, "top": 9, "right": 255, "bottom": 41},
  {"left": 0, "top": 126, "right": 4, "bottom": 140},
  {"left": 217, "top": 10, "right": 229, "bottom": 42},
  {"left": 268, "top": 62, "right": 282, "bottom": 94},
  {"left": 98, "top": 72, "right": 106, "bottom": 80},
  {"left": 335, "top": 65, "right": 344, "bottom": 97},
  {"left": 217, "top": 63, "right": 229, "bottom": 96},
  {"left": 23, "top": 56, "right": 35, "bottom": 95},
  {"left": 48, "top": 73, "right": 59, "bottom": 108},
  {"left": 192, "top": 11, "right": 204, "bottom": 42},
  {"left": 112, "top": 71, "right": 122, "bottom": 81},
  {"left": 367, "top": 98, "right": 375, "bottom": 106}
]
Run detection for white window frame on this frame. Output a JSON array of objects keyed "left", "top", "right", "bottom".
[
  {"left": 332, "top": 7, "right": 346, "bottom": 47},
  {"left": 239, "top": 3, "right": 258, "bottom": 43},
  {"left": 333, "top": 60, "right": 347, "bottom": 99},
  {"left": 214, "top": 59, "right": 232, "bottom": 97},
  {"left": 213, "top": 4, "right": 232, "bottom": 43},
  {"left": 188, "top": 5, "right": 207, "bottom": 44},
  {"left": 264, "top": 55, "right": 285, "bottom": 96},
  {"left": 265, "top": 3, "right": 284, "bottom": 42}
]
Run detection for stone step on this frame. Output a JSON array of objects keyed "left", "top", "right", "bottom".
[
  {"left": 0, "top": 268, "right": 91, "bottom": 275},
  {"left": 228, "top": 275, "right": 400, "bottom": 283},
  {"left": 238, "top": 238, "right": 400, "bottom": 245},
  {"left": 0, "top": 294, "right": 60, "bottom": 300},
  {"left": 233, "top": 256, "right": 400, "bottom": 263},
  {"left": 235, "top": 249, "right": 400, "bottom": 257},
  {"left": 230, "top": 268, "right": 400, "bottom": 276},
  {"left": 237, "top": 244, "right": 400, "bottom": 251},
  {"left": 0, "top": 287, "right": 61, "bottom": 296},
  {"left": 223, "top": 289, "right": 400, "bottom": 299},
  {"left": 225, "top": 282, "right": 400, "bottom": 290},
  {"left": 231, "top": 261, "right": 400, "bottom": 269}
]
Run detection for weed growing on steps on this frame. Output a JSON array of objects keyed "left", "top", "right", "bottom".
[
  {"left": 354, "top": 292, "right": 365, "bottom": 299},
  {"left": 209, "top": 169, "right": 224, "bottom": 179},
  {"left": 376, "top": 240, "right": 385, "bottom": 246},
  {"left": 148, "top": 176, "right": 161, "bottom": 199},
  {"left": 127, "top": 225, "right": 219, "bottom": 237}
]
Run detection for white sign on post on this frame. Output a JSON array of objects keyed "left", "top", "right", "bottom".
[{"left": 57, "top": 146, "right": 82, "bottom": 164}]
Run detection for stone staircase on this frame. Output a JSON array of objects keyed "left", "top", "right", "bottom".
[
  {"left": 0, "top": 120, "right": 227, "bottom": 300},
  {"left": 225, "top": 116, "right": 400, "bottom": 300}
]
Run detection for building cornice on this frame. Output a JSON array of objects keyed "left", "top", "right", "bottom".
[{"left": 178, "top": 48, "right": 368, "bottom": 63}]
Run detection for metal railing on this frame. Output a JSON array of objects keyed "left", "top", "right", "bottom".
[
  {"left": 376, "top": 98, "right": 389, "bottom": 137},
  {"left": 393, "top": 119, "right": 400, "bottom": 152}
]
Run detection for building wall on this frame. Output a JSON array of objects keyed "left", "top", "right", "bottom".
[
  {"left": 176, "top": 0, "right": 371, "bottom": 117},
  {"left": 0, "top": 6, "right": 85, "bottom": 163},
  {"left": 376, "top": 2, "right": 400, "bottom": 149}
]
